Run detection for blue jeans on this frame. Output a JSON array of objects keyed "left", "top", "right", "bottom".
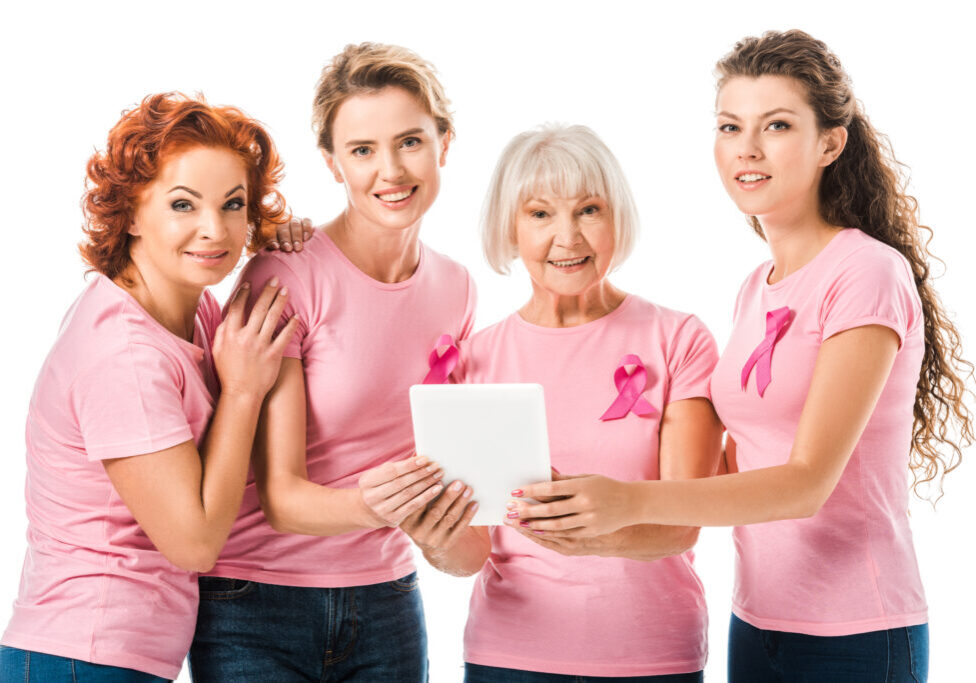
[
  {"left": 464, "top": 663, "right": 703, "bottom": 682},
  {"left": 189, "top": 572, "right": 427, "bottom": 682},
  {"left": 0, "top": 646, "right": 167, "bottom": 682},
  {"left": 728, "top": 613, "right": 929, "bottom": 682}
]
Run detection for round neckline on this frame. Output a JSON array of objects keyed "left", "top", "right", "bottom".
[
  {"left": 95, "top": 273, "right": 206, "bottom": 359},
  {"left": 764, "top": 228, "right": 854, "bottom": 292},
  {"left": 513, "top": 294, "right": 634, "bottom": 335},
  {"left": 317, "top": 230, "right": 424, "bottom": 291}
]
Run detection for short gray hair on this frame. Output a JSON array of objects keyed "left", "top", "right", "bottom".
[{"left": 481, "top": 124, "right": 639, "bottom": 274}]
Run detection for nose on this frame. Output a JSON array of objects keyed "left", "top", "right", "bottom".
[
  {"left": 379, "top": 146, "right": 405, "bottom": 182},
  {"left": 199, "top": 207, "right": 229, "bottom": 242},
  {"left": 553, "top": 213, "right": 583, "bottom": 247},
  {"left": 737, "top": 130, "right": 763, "bottom": 160}
]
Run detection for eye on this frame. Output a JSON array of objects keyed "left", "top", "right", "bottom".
[
  {"left": 171, "top": 199, "right": 193, "bottom": 212},
  {"left": 352, "top": 146, "right": 371, "bottom": 157},
  {"left": 768, "top": 121, "right": 791, "bottom": 131},
  {"left": 401, "top": 136, "right": 422, "bottom": 149},
  {"left": 578, "top": 204, "right": 601, "bottom": 216},
  {"left": 529, "top": 209, "right": 548, "bottom": 219},
  {"left": 223, "top": 197, "right": 246, "bottom": 211},
  {"left": 717, "top": 123, "right": 739, "bottom": 133}
]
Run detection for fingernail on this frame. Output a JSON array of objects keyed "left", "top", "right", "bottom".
[
  {"left": 470, "top": 502, "right": 479, "bottom": 510},
  {"left": 463, "top": 487, "right": 472, "bottom": 498},
  {"left": 241, "top": 281, "right": 251, "bottom": 290},
  {"left": 293, "top": 241, "right": 301, "bottom": 250},
  {"left": 432, "top": 469, "right": 444, "bottom": 480},
  {"left": 519, "top": 521, "right": 530, "bottom": 528},
  {"left": 532, "top": 530, "right": 545, "bottom": 535},
  {"left": 283, "top": 243, "right": 292, "bottom": 251},
  {"left": 450, "top": 481, "right": 462, "bottom": 492},
  {"left": 304, "top": 232, "right": 312, "bottom": 240},
  {"left": 414, "top": 456, "right": 428, "bottom": 466},
  {"left": 505, "top": 501, "right": 516, "bottom": 510},
  {"left": 269, "top": 241, "right": 279, "bottom": 250},
  {"left": 425, "top": 464, "right": 436, "bottom": 472},
  {"left": 506, "top": 511, "right": 519, "bottom": 519},
  {"left": 280, "top": 287, "right": 289, "bottom": 296},
  {"left": 511, "top": 489, "right": 523, "bottom": 497},
  {"left": 270, "top": 276, "right": 279, "bottom": 287}
]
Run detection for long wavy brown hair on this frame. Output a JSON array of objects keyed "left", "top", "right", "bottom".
[{"left": 716, "top": 30, "right": 973, "bottom": 499}]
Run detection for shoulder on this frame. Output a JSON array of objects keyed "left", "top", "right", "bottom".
[
  {"left": 830, "top": 229, "right": 914, "bottom": 280},
  {"left": 618, "top": 295, "right": 715, "bottom": 341},
  {"left": 420, "top": 242, "right": 472, "bottom": 284}
]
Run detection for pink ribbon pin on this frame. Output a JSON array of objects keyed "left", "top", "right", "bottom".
[
  {"left": 600, "top": 354, "right": 657, "bottom": 421},
  {"left": 422, "top": 334, "right": 459, "bottom": 384},
  {"left": 740, "top": 307, "right": 792, "bottom": 397}
]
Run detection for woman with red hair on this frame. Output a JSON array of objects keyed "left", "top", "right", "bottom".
[{"left": 0, "top": 92, "right": 297, "bottom": 681}]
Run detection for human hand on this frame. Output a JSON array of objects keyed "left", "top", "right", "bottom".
[
  {"left": 508, "top": 521, "right": 631, "bottom": 558},
  {"left": 357, "top": 456, "right": 445, "bottom": 528},
  {"left": 213, "top": 278, "right": 298, "bottom": 399},
  {"left": 400, "top": 480, "right": 478, "bottom": 557},
  {"left": 268, "top": 216, "right": 313, "bottom": 253},
  {"left": 503, "top": 472, "right": 636, "bottom": 538}
]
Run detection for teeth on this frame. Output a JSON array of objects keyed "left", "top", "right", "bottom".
[
  {"left": 551, "top": 257, "right": 588, "bottom": 267},
  {"left": 737, "top": 173, "right": 769, "bottom": 182},
  {"left": 189, "top": 253, "right": 223, "bottom": 259},
  {"left": 378, "top": 189, "right": 412, "bottom": 201}
]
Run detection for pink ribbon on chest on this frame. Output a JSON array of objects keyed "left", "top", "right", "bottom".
[
  {"left": 600, "top": 354, "right": 658, "bottom": 421},
  {"left": 422, "top": 334, "right": 459, "bottom": 384},
  {"left": 740, "top": 306, "right": 792, "bottom": 397}
]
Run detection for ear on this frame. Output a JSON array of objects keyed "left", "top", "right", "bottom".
[
  {"left": 819, "top": 125, "right": 848, "bottom": 167},
  {"left": 127, "top": 220, "right": 141, "bottom": 237},
  {"left": 438, "top": 132, "right": 452, "bottom": 168},
  {"left": 321, "top": 149, "right": 344, "bottom": 183}
]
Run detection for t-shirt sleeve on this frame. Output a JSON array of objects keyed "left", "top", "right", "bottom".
[
  {"left": 665, "top": 315, "right": 719, "bottom": 404},
  {"left": 457, "top": 270, "right": 477, "bottom": 342},
  {"left": 819, "top": 247, "right": 920, "bottom": 348},
  {"left": 73, "top": 343, "right": 193, "bottom": 461},
  {"left": 232, "top": 252, "right": 309, "bottom": 359}
]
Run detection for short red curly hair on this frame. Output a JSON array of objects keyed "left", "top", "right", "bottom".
[{"left": 81, "top": 92, "right": 288, "bottom": 278}]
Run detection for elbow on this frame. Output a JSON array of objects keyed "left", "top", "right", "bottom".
[
  {"left": 163, "top": 544, "right": 220, "bottom": 573},
  {"left": 677, "top": 526, "right": 701, "bottom": 554}
]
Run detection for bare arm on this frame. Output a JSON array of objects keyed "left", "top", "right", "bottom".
[
  {"left": 506, "top": 397, "right": 723, "bottom": 560},
  {"left": 254, "top": 358, "right": 446, "bottom": 536},
  {"left": 104, "top": 281, "right": 298, "bottom": 571},
  {"left": 514, "top": 325, "right": 900, "bottom": 535},
  {"left": 400, "top": 481, "right": 490, "bottom": 577}
]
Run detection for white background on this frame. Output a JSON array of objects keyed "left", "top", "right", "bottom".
[{"left": 1, "top": 1, "right": 973, "bottom": 681}]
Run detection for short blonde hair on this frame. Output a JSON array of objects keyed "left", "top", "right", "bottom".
[
  {"left": 482, "top": 124, "right": 639, "bottom": 274},
  {"left": 312, "top": 43, "right": 454, "bottom": 153}
]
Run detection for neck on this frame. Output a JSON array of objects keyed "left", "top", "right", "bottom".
[
  {"left": 325, "top": 208, "right": 422, "bottom": 284},
  {"left": 115, "top": 257, "right": 202, "bottom": 341},
  {"left": 519, "top": 279, "right": 626, "bottom": 328},
  {"left": 758, "top": 197, "right": 843, "bottom": 283}
]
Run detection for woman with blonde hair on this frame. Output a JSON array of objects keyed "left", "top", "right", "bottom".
[
  {"left": 402, "top": 124, "right": 722, "bottom": 682},
  {"left": 189, "top": 43, "right": 475, "bottom": 681},
  {"left": 512, "top": 30, "right": 973, "bottom": 681}
]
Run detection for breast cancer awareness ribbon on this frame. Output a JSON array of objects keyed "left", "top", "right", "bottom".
[
  {"left": 599, "top": 354, "right": 658, "bottom": 421},
  {"left": 422, "top": 334, "right": 459, "bottom": 384},
  {"left": 740, "top": 307, "right": 792, "bottom": 397}
]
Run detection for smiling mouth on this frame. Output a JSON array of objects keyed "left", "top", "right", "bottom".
[
  {"left": 185, "top": 250, "right": 229, "bottom": 260},
  {"left": 375, "top": 186, "right": 417, "bottom": 202},
  {"left": 736, "top": 173, "right": 771, "bottom": 183},
  {"left": 548, "top": 256, "right": 590, "bottom": 268}
]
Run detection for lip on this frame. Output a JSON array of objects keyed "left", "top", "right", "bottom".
[
  {"left": 734, "top": 169, "right": 772, "bottom": 191},
  {"left": 373, "top": 185, "right": 418, "bottom": 209},
  {"left": 547, "top": 255, "right": 592, "bottom": 273},
  {"left": 184, "top": 249, "right": 230, "bottom": 266}
]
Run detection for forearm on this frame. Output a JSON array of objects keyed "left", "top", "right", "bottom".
[
  {"left": 262, "top": 475, "right": 380, "bottom": 537},
  {"left": 420, "top": 527, "right": 490, "bottom": 577},
  {"left": 603, "top": 523, "right": 700, "bottom": 562},
  {"left": 629, "top": 461, "right": 825, "bottom": 527}
]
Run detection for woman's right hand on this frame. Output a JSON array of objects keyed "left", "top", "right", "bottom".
[
  {"left": 212, "top": 278, "right": 298, "bottom": 399},
  {"left": 400, "top": 480, "right": 478, "bottom": 556},
  {"left": 357, "top": 456, "right": 446, "bottom": 527}
]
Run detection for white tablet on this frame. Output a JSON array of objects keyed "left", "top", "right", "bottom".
[{"left": 409, "top": 383, "right": 552, "bottom": 526}]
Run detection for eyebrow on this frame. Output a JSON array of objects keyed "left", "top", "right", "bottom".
[
  {"left": 224, "top": 184, "right": 245, "bottom": 197},
  {"left": 168, "top": 185, "right": 202, "bottom": 198},
  {"left": 716, "top": 108, "right": 799, "bottom": 120},
  {"left": 344, "top": 128, "right": 427, "bottom": 148}
]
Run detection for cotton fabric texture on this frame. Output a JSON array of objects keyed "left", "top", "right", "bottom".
[
  {"left": 207, "top": 231, "right": 476, "bottom": 587},
  {"left": 710, "top": 228, "right": 927, "bottom": 636},
  {"left": 1, "top": 275, "right": 221, "bottom": 679},
  {"left": 460, "top": 296, "right": 717, "bottom": 677}
]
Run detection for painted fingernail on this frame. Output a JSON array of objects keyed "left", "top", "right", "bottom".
[
  {"left": 507, "top": 511, "right": 520, "bottom": 519},
  {"left": 450, "top": 481, "right": 463, "bottom": 492},
  {"left": 519, "top": 521, "right": 530, "bottom": 527},
  {"left": 505, "top": 501, "right": 516, "bottom": 510},
  {"left": 511, "top": 489, "right": 524, "bottom": 497}
]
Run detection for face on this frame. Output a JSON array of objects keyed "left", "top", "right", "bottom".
[
  {"left": 129, "top": 146, "right": 249, "bottom": 290},
  {"left": 324, "top": 86, "right": 449, "bottom": 232},
  {"left": 515, "top": 193, "right": 615, "bottom": 297},
  {"left": 714, "top": 75, "right": 846, "bottom": 222}
]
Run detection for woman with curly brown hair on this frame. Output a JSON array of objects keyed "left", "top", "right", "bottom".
[
  {"left": 510, "top": 30, "right": 973, "bottom": 682},
  {"left": 0, "top": 93, "right": 297, "bottom": 681}
]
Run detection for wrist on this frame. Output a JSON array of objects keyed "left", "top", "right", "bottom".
[
  {"left": 621, "top": 480, "right": 649, "bottom": 526},
  {"left": 353, "top": 489, "right": 386, "bottom": 530}
]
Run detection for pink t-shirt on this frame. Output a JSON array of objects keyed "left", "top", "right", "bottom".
[
  {"left": 1, "top": 274, "right": 221, "bottom": 680},
  {"left": 208, "top": 231, "right": 476, "bottom": 587},
  {"left": 460, "top": 295, "right": 717, "bottom": 677},
  {"left": 710, "top": 228, "right": 927, "bottom": 636}
]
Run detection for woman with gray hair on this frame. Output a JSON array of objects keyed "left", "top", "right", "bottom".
[{"left": 401, "top": 125, "right": 722, "bottom": 682}]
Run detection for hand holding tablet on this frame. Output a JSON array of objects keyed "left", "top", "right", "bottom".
[{"left": 409, "top": 384, "right": 552, "bottom": 526}]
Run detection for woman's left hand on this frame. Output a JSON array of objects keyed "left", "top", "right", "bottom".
[
  {"left": 504, "top": 472, "right": 637, "bottom": 538},
  {"left": 269, "top": 217, "right": 313, "bottom": 252},
  {"left": 506, "top": 521, "right": 631, "bottom": 557}
]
